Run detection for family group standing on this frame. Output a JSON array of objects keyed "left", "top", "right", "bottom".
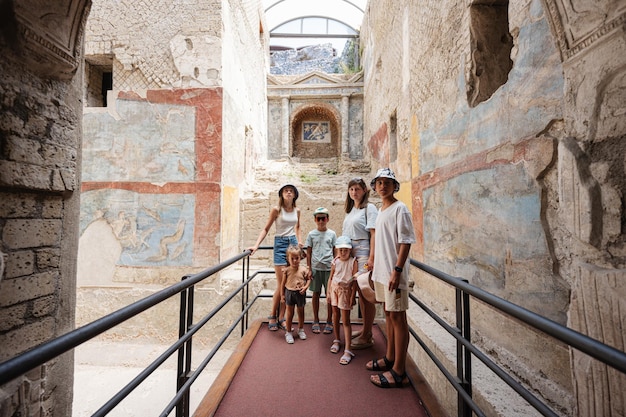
[{"left": 247, "top": 168, "right": 416, "bottom": 388}]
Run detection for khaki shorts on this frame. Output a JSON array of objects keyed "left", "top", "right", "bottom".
[{"left": 374, "top": 281, "right": 408, "bottom": 312}]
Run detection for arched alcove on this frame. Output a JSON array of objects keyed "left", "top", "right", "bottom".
[{"left": 290, "top": 103, "right": 341, "bottom": 158}]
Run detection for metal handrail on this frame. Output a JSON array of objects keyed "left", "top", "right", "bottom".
[
  {"left": 0, "top": 247, "right": 275, "bottom": 417},
  {"left": 0, "top": 250, "right": 249, "bottom": 386},
  {"left": 409, "top": 258, "right": 626, "bottom": 417},
  {"left": 2, "top": 252, "right": 625, "bottom": 417}
]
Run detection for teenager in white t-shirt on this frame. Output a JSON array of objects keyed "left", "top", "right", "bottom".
[{"left": 366, "top": 168, "right": 416, "bottom": 389}]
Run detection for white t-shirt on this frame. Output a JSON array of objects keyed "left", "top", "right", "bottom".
[
  {"left": 342, "top": 203, "right": 377, "bottom": 240},
  {"left": 371, "top": 200, "right": 416, "bottom": 290}
]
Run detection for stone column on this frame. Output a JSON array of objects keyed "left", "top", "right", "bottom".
[
  {"left": 281, "top": 96, "right": 290, "bottom": 157},
  {"left": 0, "top": 2, "right": 89, "bottom": 416},
  {"left": 341, "top": 94, "right": 350, "bottom": 156}
]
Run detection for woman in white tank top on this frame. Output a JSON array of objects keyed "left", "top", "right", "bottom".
[{"left": 248, "top": 184, "right": 303, "bottom": 331}]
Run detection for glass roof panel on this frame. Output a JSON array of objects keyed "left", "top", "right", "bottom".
[
  {"left": 264, "top": 0, "right": 366, "bottom": 51},
  {"left": 301, "top": 17, "right": 327, "bottom": 35}
]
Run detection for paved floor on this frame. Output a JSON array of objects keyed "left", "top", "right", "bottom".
[{"left": 72, "top": 340, "right": 231, "bottom": 416}]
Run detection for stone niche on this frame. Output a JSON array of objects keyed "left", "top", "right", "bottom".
[
  {"left": 291, "top": 103, "right": 341, "bottom": 159},
  {"left": 267, "top": 71, "right": 364, "bottom": 160}
]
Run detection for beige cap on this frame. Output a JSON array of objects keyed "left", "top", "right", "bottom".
[{"left": 356, "top": 271, "right": 376, "bottom": 304}]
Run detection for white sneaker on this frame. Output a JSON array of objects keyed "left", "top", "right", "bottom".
[
  {"left": 298, "top": 328, "right": 307, "bottom": 340},
  {"left": 285, "top": 332, "right": 294, "bottom": 344}
]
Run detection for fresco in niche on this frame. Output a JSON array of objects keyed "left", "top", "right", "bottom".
[
  {"left": 80, "top": 189, "right": 195, "bottom": 266},
  {"left": 303, "top": 121, "right": 331, "bottom": 143},
  {"left": 82, "top": 100, "right": 196, "bottom": 182}
]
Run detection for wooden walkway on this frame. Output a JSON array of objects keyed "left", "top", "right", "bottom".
[{"left": 194, "top": 319, "right": 446, "bottom": 417}]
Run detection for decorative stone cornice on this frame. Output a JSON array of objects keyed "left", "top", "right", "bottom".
[
  {"left": 12, "top": 0, "right": 91, "bottom": 79},
  {"left": 542, "top": 0, "right": 626, "bottom": 62}
]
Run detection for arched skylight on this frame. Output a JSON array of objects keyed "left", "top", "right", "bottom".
[{"left": 263, "top": 0, "right": 366, "bottom": 52}]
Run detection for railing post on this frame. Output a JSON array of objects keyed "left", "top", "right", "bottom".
[
  {"left": 176, "top": 275, "right": 194, "bottom": 417},
  {"left": 241, "top": 254, "right": 249, "bottom": 337},
  {"left": 456, "top": 280, "right": 472, "bottom": 417}
]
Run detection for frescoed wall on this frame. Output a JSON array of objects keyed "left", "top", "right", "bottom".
[
  {"left": 361, "top": 0, "right": 626, "bottom": 415},
  {"left": 361, "top": 1, "right": 572, "bottom": 413},
  {"left": 80, "top": 89, "right": 223, "bottom": 284}
]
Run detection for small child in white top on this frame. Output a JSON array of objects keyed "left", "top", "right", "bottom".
[
  {"left": 328, "top": 236, "right": 358, "bottom": 364},
  {"left": 281, "top": 245, "right": 311, "bottom": 344}
]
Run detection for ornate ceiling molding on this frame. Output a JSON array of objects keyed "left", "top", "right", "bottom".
[
  {"left": 542, "top": 0, "right": 625, "bottom": 62},
  {"left": 12, "top": 0, "right": 91, "bottom": 79}
]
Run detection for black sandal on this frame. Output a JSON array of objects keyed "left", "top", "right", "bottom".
[
  {"left": 366, "top": 356, "right": 394, "bottom": 371},
  {"left": 370, "top": 369, "right": 409, "bottom": 389}
]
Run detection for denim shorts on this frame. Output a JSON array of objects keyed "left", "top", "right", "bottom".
[{"left": 274, "top": 235, "right": 298, "bottom": 266}]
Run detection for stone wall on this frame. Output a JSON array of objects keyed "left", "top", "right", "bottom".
[
  {"left": 542, "top": 1, "right": 626, "bottom": 415},
  {"left": 361, "top": 0, "right": 625, "bottom": 415},
  {"left": 221, "top": 0, "right": 270, "bottom": 257},
  {"left": 85, "top": 0, "right": 223, "bottom": 89},
  {"left": 0, "top": 1, "right": 88, "bottom": 415}
]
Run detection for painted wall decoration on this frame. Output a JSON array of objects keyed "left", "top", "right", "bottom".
[
  {"left": 83, "top": 100, "right": 196, "bottom": 182},
  {"left": 81, "top": 88, "right": 224, "bottom": 270},
  {"left": 303, "top": 121, "right": 331, "bottom": 143},
  {"left": 80, "top": 189, "right": 195, "bottom": 266}
]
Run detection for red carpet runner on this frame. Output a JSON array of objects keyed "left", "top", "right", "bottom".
[{"left": 196, "top": 320, "right": 440, "bottom": 417}]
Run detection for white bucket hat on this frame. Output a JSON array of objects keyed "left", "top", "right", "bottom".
[
  {"left": 370, "top": 168, "right": 400, "bottom": 192},
  {"left": 313, "top": 207, "right": 329, "bottom": 217}
]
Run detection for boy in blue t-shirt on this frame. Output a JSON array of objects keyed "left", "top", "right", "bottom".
[{"left": 305, "top": 207, "right": 337, "bottom": 334}]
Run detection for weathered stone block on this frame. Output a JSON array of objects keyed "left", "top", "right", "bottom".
[
  {"left": 2, "top": 219, "right": 62, "bottom": 249},
  {"left": 0, "top": 161, "right": 73, "bottom": 192},
  {"left": 0, "top": 192, "right": 39, "bottom": 218},
  {"left": 5, "top": 137, "right": 45, "bottom": 165},
  {"left": 42, "top": 197, "right": 63, "bottom": 219},
  {"left": 0, "top": 318, "right": 56, "bottom": 361},
  {"left": 32, "top": 296, "right": 56, "bottom": 318},
  {"left": 0, "top": 303, "right": 27, "bottom": 332},
  {"left": 35, "top": 248, "right": 61, "bottom": 270},
  {"left": 4, "top": 250, "right": 35, "bottom": 279},
  {"left": 0, "top": 271, "right": 58, "bottom": 307}
]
